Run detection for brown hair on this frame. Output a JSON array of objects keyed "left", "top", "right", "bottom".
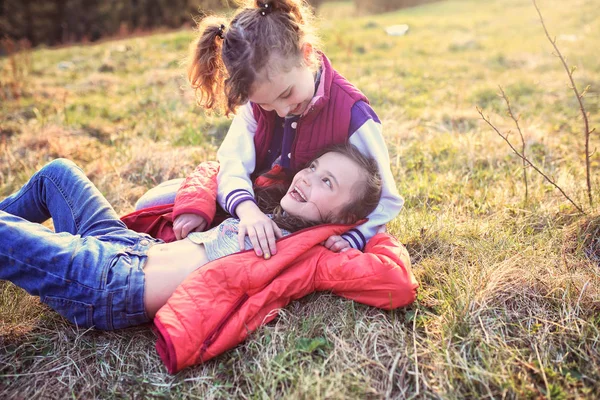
[
  {"left": 254, "top": 143, "right": 383, "bottom": 232},
  {"left": 187, "top": 0, "right": 321, "bottom": 115}
]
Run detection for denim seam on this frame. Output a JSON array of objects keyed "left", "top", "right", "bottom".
[
  {"left": 38, "top": 171, "right": 80, "bottom": 232},
  {"left": 0, "top": 248, "right": 107, "bottom": 292},
  {"left": 107, "top": 291, "right": 114, "bottom": 330},
  {"left": 100, "top": 253, "right": 121, "bottom": 292},
  {"left": 135, "top": 266, "right": 151, "bottom": 322},
  {"left": 124, "top": 251, "right": 149, "bottom": 323}
]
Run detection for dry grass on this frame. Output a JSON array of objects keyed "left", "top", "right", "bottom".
[{"left": 1, "top": 0, "right": 600, "bottom": 398}]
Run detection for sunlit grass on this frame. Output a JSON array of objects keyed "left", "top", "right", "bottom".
[{"left": 1, "top": 0, "right": 599, "bottom": 397}]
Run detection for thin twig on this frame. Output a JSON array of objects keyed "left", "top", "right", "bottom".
[
  {"left": 499, "top": 86, "right": 528, "bottom": 203},
  {"left": 534, "top": 343, "right": 551, "bottom": 399},
  {"left": 386, "top": 352, "right": 402, "bottom": 399},
  {"left": 533, "top": 0, "right": 593, "bottom": 206},
  {"left": 575, "top": 280, "right": 590, "bottom": 317},
  {"left": 477, "top": 107, "right": 586, "bottom": 214},
  {"left": 413, "top": 309, "right": 420, "bottom": 396}
]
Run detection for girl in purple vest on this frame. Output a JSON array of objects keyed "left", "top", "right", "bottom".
[{"left": 136, "top": 0, "right": 403, "bottom": 258}]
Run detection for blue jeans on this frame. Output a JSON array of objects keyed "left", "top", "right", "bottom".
[{"left": 0, "top": 159, "right": 162, "bottom": 330}]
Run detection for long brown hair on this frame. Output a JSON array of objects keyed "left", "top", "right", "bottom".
[
  {"left": 253, "top": 143, "right": 383, "bottom": 232},
  {"left": 187, "top": 0, "right": 321, "bottom": 115}
]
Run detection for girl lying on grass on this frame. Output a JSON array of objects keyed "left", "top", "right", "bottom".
[
  {"left": 0, "top": 144, "right": 415, "bottom": 339},
  {"left": 125, "top": 143, "right": 418, "bottom": 373}
]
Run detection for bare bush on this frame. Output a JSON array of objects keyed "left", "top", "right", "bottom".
[
  {"left": 477, "top": 0, "right": 595, "bottom": 214},
  {"left": 0, "top": 39, "right": 31, "bottom": 101},
  {"left": 532, "top": 0, "right": 595, "bottom": 207}
]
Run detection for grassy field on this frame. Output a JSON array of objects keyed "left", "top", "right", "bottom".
[{"left": 1, "top": 0, "right": 599, "bottom": 398}]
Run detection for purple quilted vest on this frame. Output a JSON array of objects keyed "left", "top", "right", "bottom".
[{"left": 251, "top": 54, "right": 368, "bottom": 171}]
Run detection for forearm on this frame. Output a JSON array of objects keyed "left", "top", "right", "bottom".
[
  {"left": 173, "top": 161, "right": 219, "bottom": 223},
  {"left": 235, "top": 199, "right": 261, "bottom": 219}
]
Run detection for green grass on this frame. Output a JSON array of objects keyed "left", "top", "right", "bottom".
[{"left": 1, "top": 0, "right": 600, "bottom": 398}]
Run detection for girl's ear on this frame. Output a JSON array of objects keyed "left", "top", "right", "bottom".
[{"left": 300, "top": 42, "right": 314, "bottom": 66}]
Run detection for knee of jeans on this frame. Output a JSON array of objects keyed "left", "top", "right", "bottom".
[{"left": 43, "top": 158, "right": 81, "bottom": 175}]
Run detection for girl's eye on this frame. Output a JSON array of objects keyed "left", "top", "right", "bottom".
[
  {"left": 323, "top": 178, "right": 332, "bottom": 188},
  {"left": 309, "top": 163, "right": 316, "bottom": 171},
  {"left": 281, "top": 89, "right": 293, "bottom": 99}
]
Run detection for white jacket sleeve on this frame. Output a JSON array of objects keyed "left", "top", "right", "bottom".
[
  {"left": 346, "top": 119, "right": 404, "bottom": 249},
  {"left": 216, "top": 102, "right": 259, "bottom": 217}
]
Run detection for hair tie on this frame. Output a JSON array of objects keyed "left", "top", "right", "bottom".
[
  {"left": 259, "top": 1, "right": 272, "bottom": 16},
  {"left": 217, "top": 24, "right": 226, "bottom": 39}
]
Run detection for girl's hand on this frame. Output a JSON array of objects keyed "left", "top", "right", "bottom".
[
  {"left": 236, "top": 201, "right": 282, "bottom": 258},
  {"left": 173, "top": 213, "right": 207, "bottom": 240},
  {"left": 323, "top": 235, "right": 351, "bottom": 253}
]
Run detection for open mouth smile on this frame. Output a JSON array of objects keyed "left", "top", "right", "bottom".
[{"left": 289, "top": 185, "right": 307, "bottom": 202}]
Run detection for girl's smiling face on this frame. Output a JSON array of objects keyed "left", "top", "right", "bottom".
[
  {"left": 248, "top": 64, "right": 315, "bottom": 117},
  {"left": 247, "top": 47, "right": 317, "bottom": 118},
  {"left": 280, "top": 152, "right": 365, "bottom": 223}
]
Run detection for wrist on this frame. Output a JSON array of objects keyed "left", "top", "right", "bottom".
[
  {"left": 235, "top": 199, "right": 259, "bottom": 219},
  {"left": 226, "top": 189, "right": 256, "bottom": 217}
]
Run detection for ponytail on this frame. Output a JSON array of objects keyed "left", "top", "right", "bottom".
[{"left": 187, "top": 16, "right": 228, "bottom": 112}]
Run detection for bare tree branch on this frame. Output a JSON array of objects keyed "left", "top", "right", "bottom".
[
  {"left": 499, "top": 86, "right": 528, "bottom": 203},
  {"left": 533, "top": 0, "right": 593, "bottom": 206},
  {"left": 477, "top": 107, "right": 586, "bottom": 214}
]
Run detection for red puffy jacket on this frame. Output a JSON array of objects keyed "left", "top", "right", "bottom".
[{"left": 121, "top": 162, "right": 418, "bottom": 374}]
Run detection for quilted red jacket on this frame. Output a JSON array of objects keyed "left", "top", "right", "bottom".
[{"left": 121, "top": 162, "right": 418, "bottom": 374}]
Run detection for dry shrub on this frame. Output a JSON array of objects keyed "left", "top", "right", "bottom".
[
  {"left": 119, "top": 140, "right": 210, "bottom": 186},
  {"left": 109, "top": 140, "right": 213, "bottom": 211},
  {"left": 0, "top": 38, "right": 32, "bottom": 101},
  {"left": 354, "top": 0, "right": 440, "bottom": 14},
  {"left": 0, "top": 125, "right": 102, "bottom": 192},
  {"left": 7, "top": 126, "right": 106, "bottom": 165}
]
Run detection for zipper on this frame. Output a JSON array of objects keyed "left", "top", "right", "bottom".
[{"left": 198, "top": 293, "right": 249, "bottom": 361}]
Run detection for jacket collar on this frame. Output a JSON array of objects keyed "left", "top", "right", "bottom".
[{"left": 299, "top": 52, "right": 334, "bottom": 124}]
